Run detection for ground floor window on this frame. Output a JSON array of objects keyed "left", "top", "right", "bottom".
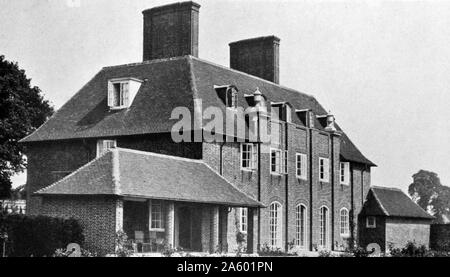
[
  {"left": 239, "top": 208, "right": 248, "bottom": 233},
  {"left": 319, "top": 206, "right": 329, "bottom": 248},
  {"left": 269, "top": 202, "right": 282, "bottom": 248},
  {"left": 340, "top": 208, "right": 350, "bottom": 236},
  {"left": 295, "top": 204, "right": 307, "bottom": 248},
  {"left": 149, "top": 200, "right": 164, "bottom": 231}
]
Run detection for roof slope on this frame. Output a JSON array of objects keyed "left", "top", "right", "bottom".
[
  {"left": 36, "top": 148, "right": 262, "bottom": 207},
  {"left": 361, "top": 186, "right": 434, "bottom": 219},
  {"left": 21, "top": 55, "right": 374, "bottom": 165}
]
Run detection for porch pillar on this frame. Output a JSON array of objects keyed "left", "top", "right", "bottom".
[
  {"left": 165, "top": 202, "right": 175, "bottom": 248},
  {"left": 247, "top": 207, "right": 257, "bottom": 254},
  {"left": 210, "top": 206, "right": 220, "bottom": 253},
  {"left": 115, "top": 199, "right": 124, "bottom": 232}
]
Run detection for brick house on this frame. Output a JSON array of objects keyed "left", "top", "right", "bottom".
[
  {"left": 358, "top": 186, "right": 434, "bottom": 252},
  {"left": 21, "top": 2, "right": 376, "bottom": 255}
]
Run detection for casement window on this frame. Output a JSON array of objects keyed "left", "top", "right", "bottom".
[
  {"left": 149, "top": 200, "right": 164, "bottom": 231},
  {"left": 107, "top": 78, "right": 142, "bottom": 110},
  {"left": 225, "top": 88, "right": 237, "bottom": 109},
  {"left": 270, "top": 149, "right": 281, "bottom": 174},
  {"left": 319, "top": 158, "right": 330, "bottom": 183},
  {"left": 269, "top": 202, "right": 283, "bottom": 248},
  {"left": 295, "top": 204, "right": 307, "bottom": 248},
  {"left": 319, "top": 206, "right": 329, "bottom": 249},
  {"left": 270, "top": 121, "right": 281, "bottom": 146},
  {"left": 340, "top": 208, "right": 350, "bottom": 236},
  {"left": 108, "top": 81, "right": 129, "bottom": 108},
  {"left": 241, "top": 143, "right": 257, "bottom": 170},
  {"left": 270, "top": 149, "right": 287, "bottom": 175},
  {"left": 366, "top": 216, "right": 376, "bottom": 228},
  {"left": 296, "top": 153, "right": 307, "bottom": 180},
  {"left": 239, "top": 208, "right": 248, "bottom": 233},
  {"left": 271, "top": 103, "right": 291, "bottom": 123},
  {"left": 340, "top": 162, "right": 350, "bottom": 185},
  {"left": 96, "top": 139, "right": 117, "bottom": 157}
]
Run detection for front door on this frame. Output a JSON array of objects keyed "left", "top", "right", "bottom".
[{"left": 178, "top": 207, "right": 192, "bottom": 250}]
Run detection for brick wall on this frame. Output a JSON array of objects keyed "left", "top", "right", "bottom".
[
  {"left": 430, "top": 224, "right": 450, "bottom": 251},
  {"left": 358, "top": 215, "right": 386, "bottom": 252},
  {"left": 39, "top": 195, "right": 121, "bottom": 255}
]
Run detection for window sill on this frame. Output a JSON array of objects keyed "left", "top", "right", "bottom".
[
  {"left": 109, "top": 106, "right": 128, "bottom": 111},
  {"left": 296, "top": 176, "right": 307, "bottom": 181},
  {"left": 149, "top": 228, "right": 165, "bottom": 232},
  {"left": 241, "top": 168, "right": 255, "bottom": 172},
  {"left": 340, "top": 233, "right": 351, "bottom": 238},
  {"left": 270, "top": 172, "right": 281, "bottom": 176},
  {"left": 340, "top": 182, "right": 349, "bottom": 186}
]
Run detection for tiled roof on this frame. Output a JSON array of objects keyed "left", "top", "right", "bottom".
[
  {"left": 35, "top": 148, "right": 263, "bottom": 208},
  {"left": 20, "top": 55, "right": 374, "bottom": 166},
  {"left": 361, "top": 186, "right": 434, "bottom": 219}
]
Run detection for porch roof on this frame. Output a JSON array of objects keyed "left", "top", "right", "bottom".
[{"left": 35, "top": 148, "right": 263, "bottom": 207}]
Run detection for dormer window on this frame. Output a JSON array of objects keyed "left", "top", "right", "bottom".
[
  {"left": 214, "top": 85, "right": 238, "bottom": 109},
  {"left": 96, "top": 139, "right": 116, "bottom": 157},
  {"left": 107, "top": 78, "right": 143, "bottom": 110},
  {"left": 271, "top": 102, "right": 292, "bottom": 123}
]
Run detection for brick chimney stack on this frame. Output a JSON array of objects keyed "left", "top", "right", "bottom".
[
  {"left": 229, "top": 36, "right": 280, "bottom": 84},
  {"left": 142, "top": 1, "right": 200, "bottom": 61}
]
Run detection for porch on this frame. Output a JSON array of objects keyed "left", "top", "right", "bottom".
[{"left": 122, "top": 198, "right": 258, "bottom": 254}]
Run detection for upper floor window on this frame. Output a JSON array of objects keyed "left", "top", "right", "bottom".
[
  {"left": 340, "top": 162, "right": 350, "bottom": 185},
  {"left": 271, "top": 149, "right": 287, "bottom": 175},
  {"left": 366, "top": 216, "right": 376, "bottom": 228},
  {"left": 241, "top": 143, "right": 257, "bottom": 170},
  {"left": 319, "top": 157, "right": 330, "bottom": 183},
  {"left": 149, "top": 200, "right": 164, "bottom": 231},
  {"left": 96, "top": 139, "right": 116, "bottom": 157},
  {"left": 239, "top": 208, "right": 248, "bottom": 233},
  {"left": 340, "top": 208, "right": 350, "bottom": 236},
  {"left": 296, "top": 153, "right": 307, "bottom": 180},
  {"left": 271, "top": 102, "right": 291, "bottom": 123},
  {"left": 215, "top": 85, "right": 238, "bottom": 109},
  {"left": 107, "top": 78, "right": 142, "bottom": 110}
]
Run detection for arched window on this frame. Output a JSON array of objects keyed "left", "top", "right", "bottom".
[
  {"left": 295, "top": 204, "right": 307, "bottom": 248},
  {"left": 319, "top": 206, "right": 329, "bottom": 248},
  {"left": 340, "top": 208, "right": 350, "bottom": 236},
  {"left": 269, "top": 202, "right": 283, "bottom": 248}
]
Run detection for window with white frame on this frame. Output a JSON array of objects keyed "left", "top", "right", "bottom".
[
  {"left": 319, "top": 158, "right": 330, "bottom": 183},
  {"left": 366, "top": 216, "right": 376, "bottom": 228},
  {"left": 296, "top": 153, "right": 307, "bottom": 180},
  {"left": 239, "top": 208, "right": 248, "bottom": 233},
  {"left": 149, "top": 200, "right": 164, "bottom": 231},
  {"left": 108, "top": 81, "right": 129, "bottom": 108},
  {"left": 295, "top": 204, "right": 307, "bottom": 248},
  {"left": 340, "top": 162, "right": 350, "bottom": 185},
  {"left": 340, "top": 208, "right": 350, "bottom": 236},
  {"left": 319, "top": 206, "right": 329, "bottom": 248},
  {"left": 282, "top": 150, "right": 288, "bottom": 174},
  {"left": 269, "top": 202, "right": 283, "bottom": 248},
  {"left": 241, "top": 143, "right": 257, "bottom": 170},
  {"left": 270, "top": 149, "right": 281, "bottom": 174},
  {"left": 96, "top": 139, "right": 117, "bottom": 157},
  {"left": 107, "top": 78, "right": 142, "bottom": 110}
]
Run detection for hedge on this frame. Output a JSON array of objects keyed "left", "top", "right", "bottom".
[{"left": 0, "top": 213, "right": 84, "bottom": 257}]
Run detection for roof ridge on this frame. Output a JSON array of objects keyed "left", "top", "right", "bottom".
[
  {"left": 102, "top": 55, "right": 188, "bottom": 70},
  {"left": 372, "top": 186, "right": 402, "bottom": 192},
  {"left": 35, "top": 151, "right": 113, "bottom": 194},
  {"left": 115, "top": 147, "right": 203, "bottom": 163},
  {"left": 189, "top": 55, "right": 316, "bottom": 100},
  {"left": 370, "top": 188, "right": 390, "bottom": 216}
]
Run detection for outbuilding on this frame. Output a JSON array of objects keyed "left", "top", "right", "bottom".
[{"left": 358, "top": 186, "right": 434, "bottom": 252}]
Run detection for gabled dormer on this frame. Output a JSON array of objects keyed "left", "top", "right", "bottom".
[
  {"left": 214, "top": 85, "right": 238, "bottom": 109},
  {"left": 107, "top": 78, "right": 143, "bottom": 110}
]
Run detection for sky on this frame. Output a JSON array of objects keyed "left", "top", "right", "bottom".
[{"left": 1, "top": 0, "right": 450, "bottom": 193}]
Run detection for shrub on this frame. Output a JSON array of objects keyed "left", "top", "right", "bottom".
[
  {"left": 318, "top": 250, "right": 334, "bottom": 257},
  {"left": 114, "top": 230, "right": 133, "bottom": 257},
  {"left": 387, "top": 241, "right": 450, "bottom": 257},
  {"left": 0, "top": 213, "right": 84, "bottom": 257},
  {"left": 352, "top": 247, "right": 370, "bottom": 257},
  {"left": 53, "top": 247, "right": 98, "bottom": 257}
]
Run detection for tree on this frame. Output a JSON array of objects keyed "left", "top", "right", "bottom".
[
  {"left": 0, "top": 55, "right": 53, "bottom": 198},
  {"left": 408, "top": 170, "right": 450, "bottom": 224}
]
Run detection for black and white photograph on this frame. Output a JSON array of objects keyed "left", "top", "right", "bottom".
[{"left": 1, "top": 0, "right": 450, "bottom": 266}]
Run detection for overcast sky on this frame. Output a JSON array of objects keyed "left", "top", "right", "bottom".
[{"left": 1, "top": 0, "right": 449, "bottom": 193}]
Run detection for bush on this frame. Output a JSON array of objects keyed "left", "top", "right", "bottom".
[
  {"left": 0, "top": 213, "right": 84, "bottom": 257},
  {"left": 114, "top": 230, "right": 133, "bottom": 257},
  {"left": 318, "top": 250, "right": 334, "bottom": 257},
  {"left": 388, "top": 241, "right": 450, "bottom": 257}
]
